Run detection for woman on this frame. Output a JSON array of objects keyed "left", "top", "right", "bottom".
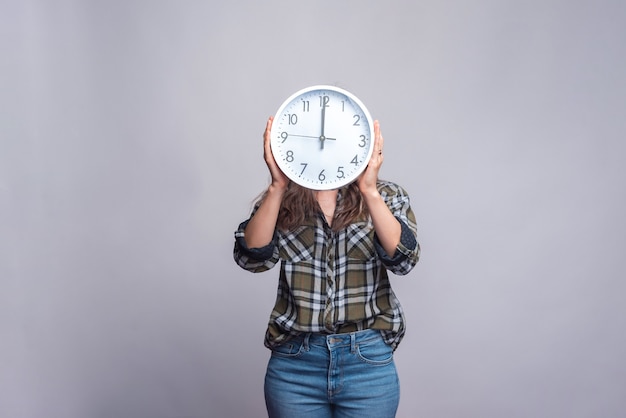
[{"left": 233, "top": 116, "right": 420, "bottom": 418}]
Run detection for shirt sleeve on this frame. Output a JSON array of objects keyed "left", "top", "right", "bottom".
[
  {"left": 374, "top": 181, "right": 421, "bottom": 275},
  {"left": 233, "top": 218, "right": 280, "bottom": 273}
]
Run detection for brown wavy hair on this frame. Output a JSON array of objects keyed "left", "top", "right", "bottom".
[{"left": 257, "top": 182, "right": 369, "bottom": 232}]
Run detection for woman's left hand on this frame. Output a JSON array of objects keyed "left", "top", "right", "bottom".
[
  {"left": 357, "top": 120, "right": 401, "bottom": 256},
  {"left": 357, "top": 120, "right": 384, "bottom": 195}
]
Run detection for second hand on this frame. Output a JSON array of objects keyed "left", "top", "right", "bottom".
[{"left": 288, "top": 134, "right": 336, "bottom": 141}]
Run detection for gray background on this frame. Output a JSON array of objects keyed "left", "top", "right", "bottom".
[{"left": 1, "top": 1, "right": 625, "bottom": 417}]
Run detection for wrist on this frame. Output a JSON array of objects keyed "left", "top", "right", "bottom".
[
  {"left": 360, "top": 187, "right": 381, "bottom": 202},
  {"left": 268, "top": 182, "right": 288, "bottom": 196}
]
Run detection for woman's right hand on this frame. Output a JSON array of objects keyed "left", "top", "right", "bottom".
[
  {"left": 243, "top": 117, "right": 289, "bottom": 248},
  {"left": 263, "top": 116, "right": 290, "bottom": 190}
]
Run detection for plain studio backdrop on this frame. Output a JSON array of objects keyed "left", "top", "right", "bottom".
[{"left": 1, "top": 1, "right": 625, "bottom": 417}]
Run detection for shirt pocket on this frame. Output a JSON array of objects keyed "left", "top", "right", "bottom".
[
  {"left": 278, "top": 225, "right": 316, "bottom": 263},
  {"left": 345, "top": 222, "right": 376, "bottom": 260}
]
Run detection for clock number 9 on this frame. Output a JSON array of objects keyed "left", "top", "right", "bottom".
[{"left": 280, "top": 132, "right": 288, "bottom": 142}]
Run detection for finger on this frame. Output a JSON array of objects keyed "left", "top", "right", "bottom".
[
  {"left": 263, "top": 117, "right": 275, "bottom": 160},
  {"left": 263, "top": 118, "right": 282, "bottom": 172},
  {"left": 373, "top": 120, "right": 384, "bottom": 158},
  {"left": 264, "top": 116, "right": 273, "bottom": 143},
  {"left": 372, "top": 121, "right": 378, "bottom": 153}
]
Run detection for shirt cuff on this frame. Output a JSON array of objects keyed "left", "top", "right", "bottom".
[
  {"left": 374, "top": 218, "right": 418, "bottom": 266},
  {"left": 235, "top": 220, "right": 277, "bottom": 261}
]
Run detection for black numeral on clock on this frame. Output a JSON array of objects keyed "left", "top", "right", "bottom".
[{"left": 286, "top": 150, "right": 294, "bottom": 162}]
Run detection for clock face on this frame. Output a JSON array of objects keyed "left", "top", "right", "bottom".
[{"left": 270, "top": 85, "right": 374, "bottom": 190}]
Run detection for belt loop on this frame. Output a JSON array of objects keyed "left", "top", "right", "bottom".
[
  {"left": 303, "top": 333, "right": 311, "bottom": 351},
  {"left": 350, "top": 332, "right": 356, "bottom": 354}
]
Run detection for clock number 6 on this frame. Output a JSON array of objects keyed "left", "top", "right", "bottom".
[{"left": 318, "top": 170, "right": 326, "bottom": 181}]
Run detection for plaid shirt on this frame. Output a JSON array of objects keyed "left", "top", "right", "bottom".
[{"left": 233, "top": 181, "right": 420, "bottom": 350}]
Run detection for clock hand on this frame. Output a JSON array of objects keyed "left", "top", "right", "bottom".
[
  {"left": 320, "top": 95, "right": 331, "bottom": 150},
  {"left": 320, "top": 101, "right": 326, "bottom": 149},
  {"left": 320, "top": 136, "right": 338, "bottom": 149},
  {"left": 288, "top": 134, "right": 321, "bottom": 139},
  {"left": 284, "top": 133, "right": 337, "bottom": 140}
]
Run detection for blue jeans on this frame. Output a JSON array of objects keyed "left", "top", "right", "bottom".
[{"left": 264, "top": 329, "right": 400, "bottom": 418}]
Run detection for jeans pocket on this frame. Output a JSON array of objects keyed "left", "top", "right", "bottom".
[
  {"left": 271, "top": 340, "right": 305, "bottom": 358},
  {"left": 356, "top": 338, "right": 394, "bottom": 365}
]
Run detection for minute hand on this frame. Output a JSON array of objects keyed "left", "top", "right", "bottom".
[{"left": 320, "top": 102, "right": 329, "bottom": 149}]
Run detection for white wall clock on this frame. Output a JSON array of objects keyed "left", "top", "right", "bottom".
[{"left": 270, "top": 85, "right": 374, "bottom": 190}]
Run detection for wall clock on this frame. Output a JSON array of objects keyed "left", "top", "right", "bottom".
[{"left": 270, "top": 85, "right": 374, "bottom": 190}]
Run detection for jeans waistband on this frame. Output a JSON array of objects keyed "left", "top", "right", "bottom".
[{"left": 299, "top": 329, "right": 383, "bottom": 351}]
